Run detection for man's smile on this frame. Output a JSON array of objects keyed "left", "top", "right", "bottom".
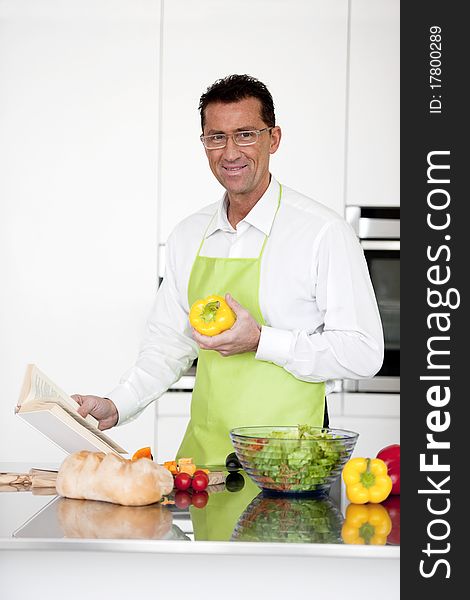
[{"left": 222, "top": 164, "right": 248, "bottom": 174}]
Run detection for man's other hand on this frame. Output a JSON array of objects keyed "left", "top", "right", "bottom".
[
  {"left": 71, "top": 395, "right": 119, "bottom": 430},
  {"left": 191, "top": 293, "right": 261, "bottom": 357}
]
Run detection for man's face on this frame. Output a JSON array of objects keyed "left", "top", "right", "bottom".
[{"left": 202, "top": 97, "right": 281, "bottom": 199}]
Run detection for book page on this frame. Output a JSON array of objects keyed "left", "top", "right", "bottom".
[{"left": 20, "top": 365, "right": 98, "bottom": 428}]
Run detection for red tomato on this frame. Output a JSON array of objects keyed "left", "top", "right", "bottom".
[
  {"left": 193, "top": 470, "right": 209, "bottom": 484},
  {"left": 174, "top": 490, "right": 192, "bottom": 509},
  {"left": 174, "top": 472, "right": 192, "bottom": 491},
  {"left": 191, "top": 491, "right": 209, "bottom": 509},
  {"left": 191, "top": 473, "right": 209, "bottom": 492},
  {"left": 247, "top": 438, "right": 265, "bottom": 452}
]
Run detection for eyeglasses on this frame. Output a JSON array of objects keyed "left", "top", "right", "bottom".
[{"left": 200, "top": 127, "right": 273, "bottom": 150}]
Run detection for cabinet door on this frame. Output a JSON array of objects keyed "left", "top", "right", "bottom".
[
  {"left": 333, "top": 393, "right": 400, "bottom": 458},
  {"left": 335, "top": 416, "right": 399, "bottom": 459},
  {"left": 159, "top": 0, "right": 349, "bottom": 243},
  {"left": 155, "top": 392, "right": 191, "bottom": 462},
  {"left": 346, "top": 0, "right": 400, "bottom": 207}
]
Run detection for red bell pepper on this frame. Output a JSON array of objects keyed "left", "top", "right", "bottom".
[
  {"left": 376, "top": 444, "right": 400, "bottom": 495},
  {"left": 382, "top": 495, "right": 400, "bottom": 545}
]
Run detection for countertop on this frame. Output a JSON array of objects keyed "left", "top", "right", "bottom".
[{"left": 0, "top": 462, "right": 399, "bottom": 559}]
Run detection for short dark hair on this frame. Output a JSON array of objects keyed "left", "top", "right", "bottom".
[{"left": 198, "top": 74, "right": 276, "bottom": 131}]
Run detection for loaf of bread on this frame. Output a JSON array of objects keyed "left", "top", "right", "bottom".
[
  {"left": 56, "top": 451, "right": 174, "bottom": 506},
  {"left": 56, "top": 497, "right": 173, "bottom": 539}
]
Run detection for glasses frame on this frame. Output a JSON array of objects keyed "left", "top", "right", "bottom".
[{"left": 200, "top": 127, "right": 273, "bottom": 150}]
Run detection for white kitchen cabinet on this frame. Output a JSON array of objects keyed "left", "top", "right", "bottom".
[
  {"left": 158, "top": 0, "right": 349, "bottom": 244},
  {"left": 346, "top": 0, "right": 400, "bottom": 207},
  {"left": 331, "top": 393, "right": 400, "bottom": 458},
  {"left": 155, "top": 392, "right": 191, "bottom": 462}
]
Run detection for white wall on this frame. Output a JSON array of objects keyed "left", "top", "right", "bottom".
[
  {"left": 0, "top": 0, "right": 161, "bottom": 461},
  {"left": 159, "top": 0, "right": 349, "bottom": 242}
]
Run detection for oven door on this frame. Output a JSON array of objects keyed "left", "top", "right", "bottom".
[{"left": 343, "top": 239, "right": 400, "bottom": 392}]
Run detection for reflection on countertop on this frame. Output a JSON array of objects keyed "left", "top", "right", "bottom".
[
  {"left": 232, "top": 493, "right": 344, "bottom": 544},
  {"left": 14, "top": 496, "right": 190, "bottom": 541},
  {"left": 1, "top": 464, "right": 400, "bottom": 552}
]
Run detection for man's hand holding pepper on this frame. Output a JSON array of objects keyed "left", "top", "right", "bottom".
[{"left": 191, "top": 293, "right": 261, "bottom": 357}]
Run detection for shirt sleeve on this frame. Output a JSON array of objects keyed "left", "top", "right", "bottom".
[
  {"left": 108, "top": 232, "right": 198, "bottom": 425},
  {"left": 255, "top": 219, "right": 384, "bottom": 381}
]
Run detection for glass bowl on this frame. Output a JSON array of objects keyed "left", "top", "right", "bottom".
[{"left": 229, "top": 425, "right": 358, "bottom": 496}]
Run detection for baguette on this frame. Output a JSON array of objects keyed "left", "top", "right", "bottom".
[{"left": 56, "top": 451, "right": 174, "bottom": 506}]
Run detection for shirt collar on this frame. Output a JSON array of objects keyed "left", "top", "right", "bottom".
[{"left": 205, "top": 176, "right": 280, "bottom": 238}]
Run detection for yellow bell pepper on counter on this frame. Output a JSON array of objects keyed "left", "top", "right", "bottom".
[
  {"left": 341, "top": 503, "right": 392, "bottom": 545},
  {"left": 189, "top": 295, "right": 236, "bottom": 336},
  {"left": 342, "top": 457, "right": 393, "bottom": 504}
]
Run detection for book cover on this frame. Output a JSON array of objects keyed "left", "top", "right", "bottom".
[{"left": 15, "top": 364, "right": 127, "bottom": 456}]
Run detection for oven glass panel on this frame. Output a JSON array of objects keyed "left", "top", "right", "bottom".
[{"left": 367, "top": 251, "right": 400, "bottom": 377}]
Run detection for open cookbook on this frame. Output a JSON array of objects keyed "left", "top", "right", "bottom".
[{"left": 15, "top": 364, "right": 127, "bottom": 455}]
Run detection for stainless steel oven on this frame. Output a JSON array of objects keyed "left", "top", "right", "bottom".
[{"left": 345, "top": 206, "right": 400, "bottom": 393}]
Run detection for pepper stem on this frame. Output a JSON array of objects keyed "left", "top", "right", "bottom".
[
  {"left": 200, "top": 300, "right": 220, "bottom": 323},
  {"left": 360, "top": 458, "right": 376, "bottom": 489},
  {"left": 359, "top": 522, "right": 375, "bottom": 545}
]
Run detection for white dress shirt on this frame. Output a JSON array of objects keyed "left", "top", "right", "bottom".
[{"left": 110, "top": 177, "right": 384, "bottom": 424}]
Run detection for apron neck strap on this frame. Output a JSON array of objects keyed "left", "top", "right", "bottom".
[
  {"left": 197, "top": 183, "right": 283, "bottom": 258},
  {"left": 196, "top": 211, "right": 217, "bottom": 256},
  {"left": 258, "top": 183, "right": 282, "bottom": 259}
]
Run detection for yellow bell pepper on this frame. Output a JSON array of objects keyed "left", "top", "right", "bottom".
[
  {"left": 341, "top": 503, "right": 392, "bottom": 545},
  {"left": 189, "top": 294, "right": 236, "bottom": 336},
  {"left": 342, "top": 457, "right": 393, "bottom": 504}
]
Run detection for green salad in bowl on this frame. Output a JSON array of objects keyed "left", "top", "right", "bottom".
[{"left": 229, "top": 425, "right": 358, "bottom": 496}]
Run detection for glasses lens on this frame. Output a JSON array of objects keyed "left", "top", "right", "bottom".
[
  {"left": 203, "top": 134, "right": 226, "bottom": 149},
  {"left": 202, "top": 129, "right": 269, "bottom": 149},
  {"left": 234, "top": 131, "right": 258, "bottom": 146}
]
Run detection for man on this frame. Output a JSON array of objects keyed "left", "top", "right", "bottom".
[{"left": 74, "top": 74, "right": 384, "bottom": 466}]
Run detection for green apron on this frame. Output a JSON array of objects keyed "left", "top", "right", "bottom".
[{"left": 177, "top": 185, "right": 325, "bottom": 467}]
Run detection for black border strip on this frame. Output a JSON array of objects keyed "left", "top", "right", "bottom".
[{"left": 401, "top": 1, "right": 466, "bottom": 594}]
